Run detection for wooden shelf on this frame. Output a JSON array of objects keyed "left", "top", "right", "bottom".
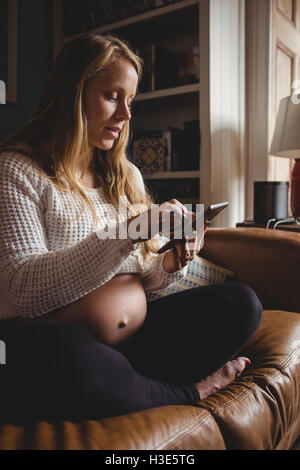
[
  {"left": 134, "top": 83, "right": 199, "bottom": 102},
  {"left": 64, "top": 0, "right": 199, "bottom": 42},
  {"left": 143, "top": 171, "right": 200, "bottom": 180}
]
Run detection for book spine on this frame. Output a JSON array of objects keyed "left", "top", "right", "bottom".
[
  {"left": 136, "top": 45, "right": 152, "bottom": 92},
  {"left": 177, "top": 47, "right": 200, "bottom": 86},
  {"left": 151, "top": 44, "right": 155, "bottom": 91},
  {"left": 188, "top": 49, "right": 193, "bottom": 83},
  {"left": 182, "top": 50, "right": 188, "bottom": 85},
  {"left": 181, "top": 120, "right": 200, "bottom": 170},
  {"left": 170, "top": 129, "right": 183, "bottom": 171},
  {"left": 193, "top": 45, "right": 199, "bottom": 82},
  {"left": 163, "top": 130, "right": 172, "bottom": 172}
]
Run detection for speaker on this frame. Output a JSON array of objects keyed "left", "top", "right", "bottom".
[{"left": 253, "top": 181, "right": 289, "bottom": 223}]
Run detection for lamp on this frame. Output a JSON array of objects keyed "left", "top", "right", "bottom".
[{"left": 269, "top": 94, "right": 300, "bottom": 218}]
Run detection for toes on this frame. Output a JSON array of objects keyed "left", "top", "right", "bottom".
[
  {"left": 231, "top": 357, "right": 251, "bottom": 376},
  {"left": 233, "top": 356, "right": 250, "bottom": 367},
  {"left": 222, "top": 361, "right": 237, "bottom": 379},
  {"left": 223, "top": 357, "right": 250, "bottom": 378},
  {"left": 239, "top": 356, "right": 251, "bottom": 365}
]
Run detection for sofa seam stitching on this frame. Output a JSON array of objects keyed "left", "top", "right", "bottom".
[
  {"left": 158, "top": 415, "right": 225, "bottom": 450},
  {"left": 199, "top": 374, "right": 274, "bottom": 412},
  {"left": 157, "top": 416, "right": 210, "bottom": 450},
  {"left": 201, "top": 352, "right": 300, "bottom": 413},
  {"left": 278, "top": 346, "right": 300, "bottom": 370},
  {"left": 155, "top": 414, "right": 214, "bottom": 450}
]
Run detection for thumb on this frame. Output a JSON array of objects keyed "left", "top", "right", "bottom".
[{"left": 157, "top": 239, "right": 176, "bottom": 254}]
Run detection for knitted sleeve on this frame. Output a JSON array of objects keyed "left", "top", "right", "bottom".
[
  {"left": 0, "top": 153, "right": 136, "bottom": 319},
  {"left": 128, "top": 162, "right": 188, "bottom": 291},
  {"left": 140, "top": 253, "right": 188, "bottom": 292}
]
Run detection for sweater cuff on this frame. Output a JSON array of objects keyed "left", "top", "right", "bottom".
[{"left": 160, "top": 253, "right": 188, "bottom": 283}]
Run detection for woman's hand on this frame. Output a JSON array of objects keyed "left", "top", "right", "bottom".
[
  {"left": 126, "top": 198, "right": 208, "bottom": 272},
  {"left": 161, "top": 212, "right": 208, "bottom": 272},
  {"left": 127, "top": 198, "right": 189, "bottom": 243}
]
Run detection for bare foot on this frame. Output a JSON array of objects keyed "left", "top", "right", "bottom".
[{"left": 194, "top": 357, "right": 251, "bottom": 400}]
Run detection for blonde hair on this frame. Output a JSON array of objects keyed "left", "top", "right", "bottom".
[{"left": 0, "top": 33, "right": 161, "bottom": 259}]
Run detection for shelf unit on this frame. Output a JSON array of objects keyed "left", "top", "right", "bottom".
[
  {"left": 53, "top": 0, "right": 203, "bottom": 205},
  {"left": 63, "top": 0, "right": 199, "bottom": 42},
  {"left": 53, "top": 0, "right": 246, "bottom": 228}
]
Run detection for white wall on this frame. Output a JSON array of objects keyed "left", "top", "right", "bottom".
[{"left": 209, "top": 0, "right": 246, "bottom": 227}]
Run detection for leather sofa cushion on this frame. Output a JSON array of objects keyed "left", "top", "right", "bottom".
[
  {"left": 197, "top": 310, "right": 300, "bottom": 450},
  {"left": 0, "top": 309, "right": 300, "bottom": 450},
  {"left": 0, "top": 406, "right": 226, "bottom": 450}
]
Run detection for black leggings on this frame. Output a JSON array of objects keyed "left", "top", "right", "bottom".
[{"left": 0, "top": 283, "right": 262, "bottom": 422}]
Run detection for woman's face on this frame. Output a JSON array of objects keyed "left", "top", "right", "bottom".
[{"left": 85, "top": 59, "right": 138, "bottom": 151}]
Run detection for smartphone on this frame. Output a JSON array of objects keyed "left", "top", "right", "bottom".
[
  {"left": 182, "top": 201, "right": 228, "bottom": 232},
  {"left": 157, "top": 201, "right": 229, "bottom": 254},
  {"left": 200, "top": 201, "right": 229, "bottom": 224}
]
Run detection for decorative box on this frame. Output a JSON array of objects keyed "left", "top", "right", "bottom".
[{"left": 132, "top": 126, "right": 183, "bottom": 175}]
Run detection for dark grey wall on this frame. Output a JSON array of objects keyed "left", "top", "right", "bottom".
[{"left": 0, "top": 0, "right": 52, "bottom": 141}]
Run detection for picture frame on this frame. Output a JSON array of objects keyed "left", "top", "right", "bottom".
[{"left": 0, "top": 0, "right": 18, "bottom": 104}]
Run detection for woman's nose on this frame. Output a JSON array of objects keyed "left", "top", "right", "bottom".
[{"left": 115, "top": 102, "right": 131, "bottom": 121}]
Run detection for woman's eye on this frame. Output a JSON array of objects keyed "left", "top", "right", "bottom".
[{"left": 107, "top": 95, "right": 133, "bottom": 109}]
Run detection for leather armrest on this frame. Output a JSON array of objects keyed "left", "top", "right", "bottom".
[
  {"left": 201, "top": 228, "right": 300, "bottom": 313},
  {"left": 0, "top": 406, "right": 226, "bottom": 450}
]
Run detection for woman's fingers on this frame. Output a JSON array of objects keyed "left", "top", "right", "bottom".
[
  {"left": 160, "top": 199, "right": 188, "bottom": 216},
  {"left": 157, "top": 200, "right": 208, "bottom": 247},
  {"left": 128, "top": 201, "right": 209, "bottom": 244}
]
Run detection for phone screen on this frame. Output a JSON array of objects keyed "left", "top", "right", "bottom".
[
  {"left": 204, "top": 202, "right": 229, "bottom": 221},
  {"left": 192, "top": 202, "right": 229, "bottom": 230}
]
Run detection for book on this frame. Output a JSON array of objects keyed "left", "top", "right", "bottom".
[
  {"left": 133, "top": 137, "right": 168, "bottom": 174},
  {"left": 155, "top": 45, "right": 179, "bottom": 90},
  {"left": 178, "top": 46, "right": 200, "bottom": 86},
  {"left": 136, "top": 45, "right": 199, "bottom": 91},
  {"left": 176, "top": 120, "right": 200, "bottom": 171},
  {"left": 135, "top": 45, "right": 154, "bottom": 92},
  {"left": 136, "top": 44, "right": 179, "bottom": 92}
]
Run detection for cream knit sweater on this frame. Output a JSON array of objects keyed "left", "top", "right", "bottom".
[{"left": 0, "top": 151, "right": 187, "bottom": 319}]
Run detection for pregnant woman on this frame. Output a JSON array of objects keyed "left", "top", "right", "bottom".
[{"left": 0, "top": 33, "right": 262, "bottom": 421}]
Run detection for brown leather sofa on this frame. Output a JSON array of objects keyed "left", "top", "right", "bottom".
[{"left": 1, "top": 227, "right": 300, "bottom": 450}]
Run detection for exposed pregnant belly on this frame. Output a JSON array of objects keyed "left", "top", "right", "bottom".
[{"left": 31, "top": 274, "right": 148, "bottom": 347}]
